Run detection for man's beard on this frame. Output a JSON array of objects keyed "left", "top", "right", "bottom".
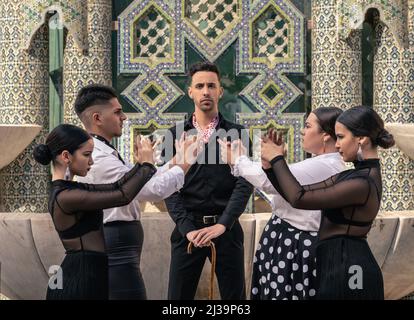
[{"left": 199, "top": 102, "right": 215, "bottom": 112}]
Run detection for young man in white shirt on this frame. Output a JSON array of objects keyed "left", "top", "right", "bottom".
[{"left": 75, "top": 84, "right": 192, "bottom": 299}]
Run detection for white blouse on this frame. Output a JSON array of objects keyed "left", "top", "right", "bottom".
[{"left": 233, "top": 153, "right": 346, "bottom": 231}]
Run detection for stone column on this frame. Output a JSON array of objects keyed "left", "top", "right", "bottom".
[
  {"left": 0, "top": 1, "right": 49, "bottom": 212},
  {"left": 312, "top": 0, "right": 362, "bottom": 109},
  {"left": 63, "top": 0, "right": 112, "bottom": 125},
  {"left": 373, "top": 16, "right": 414, "bottom": 211}
]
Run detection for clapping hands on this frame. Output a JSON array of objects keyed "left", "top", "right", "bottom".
[
  {"left": 217, "top": 139, "right": 247, "bottom": 165},
  {"left": 173, "top": 132, "right": 203, "bottom": 167},
  {"left": 261, "top": 128, "right": 285, "bottom": 163},
  {"left": 134, "top": 135, "right": 155, "bottom": 165}
]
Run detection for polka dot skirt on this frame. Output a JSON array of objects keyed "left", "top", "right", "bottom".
[{"left": 251, "top": 215, "right": 318, "bottom": 300}]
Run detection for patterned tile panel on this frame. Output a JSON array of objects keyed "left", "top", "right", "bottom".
[
  {"left": 22, "top": 0, "right": 88, "bottom": 51},
  {"left": 63, "top": 0, "right": 112, "bottom": 126},
  {"left": 183, "top": 0, "right": 241, "bottom": 47},
  {"left": 118, "top": 0, "right": 306, "bottom": 164},
  {"left": 338, "top": 0, "right": 409, "bottom": 49},
  {"left": 0, "top": 1, "right": 50, "bottom": 212},
  {"left": 374, "top": 21, "right": 413, "bottom": 211},
  {"left": 312, "top": 0, "right": 362, "bottom": 109}
]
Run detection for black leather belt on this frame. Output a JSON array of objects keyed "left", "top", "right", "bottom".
[
  {"left": 104, "top": 220, "right": 139, "bottom": 227},
  {"left": 193, "top": 215, "right": 219, "bottom": 225}
]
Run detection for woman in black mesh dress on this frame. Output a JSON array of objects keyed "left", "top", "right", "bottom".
[
  {"left": 261, "top": 106, "right": 394, "bottom": 300},
  {"left": 33, "top": 124, "right": 156, "bottom": 300}
]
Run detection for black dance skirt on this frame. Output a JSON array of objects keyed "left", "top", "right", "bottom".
[
  {"left": 251, "top": 215, "right": 318, "bottom": 300},
  {"left": 315, "top": 235, "right": 384, "bottom": 300},
  {"left": 46, "top": 250, "right": 108, "bottom": 300},
  {"left": 104, "top": 220, "right": 147, "bottom": 300}
]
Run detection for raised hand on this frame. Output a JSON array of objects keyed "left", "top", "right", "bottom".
[
  {"left": 261, "top": 130, "right": 285, "bottom": 162},
  {"left": 174, "top": 132, "right": 203, "bottom": 167},
  {"left": 135, "top": 136, "right": 155, "bottom": 165},
  {"left": 133, "top": 134, "right": 142, "bottom": 164},
  {"left": 268, "top": 128, "right": 284, "bottom": 145},
  {"left": 218, "top": 138, "right": 247, "bottom": 165}
]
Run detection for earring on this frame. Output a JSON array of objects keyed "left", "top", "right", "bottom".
[
  {"left": 322, "top": 141, "right": 326, "bottom": 154},
  {"left": 357, "top": 143, "right": 364, "bottom": 161},
  {"left": 64, "top": 167, "right": 70, "bottom": 181},
  {"left": 64, "top": 161, "right": 71, "bottom": 181}
]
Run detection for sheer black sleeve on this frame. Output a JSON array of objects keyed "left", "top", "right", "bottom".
[
  {"left": 264, "top": 166, "right": 341, "bottom": 193},
  {"left": 55, "top": 162, "right": 156, "bottom": 214},
  {"left": 267, "top": 156, "right": 371, "bottom": 210}
]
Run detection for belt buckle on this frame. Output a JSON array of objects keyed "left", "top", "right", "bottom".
[{"left": 203, "top": 215, "right": 217, "bottom": 224}]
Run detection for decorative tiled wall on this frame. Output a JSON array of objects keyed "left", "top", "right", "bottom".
[
  {"left": 311, "top": 0, "right": 362, "bottom": 109},
  {"left": 118, "top": 0, "right": 306, "bottom": 164},
  {"left": 0, "top": 0, "right": 112, "bottom": 212},
  {"left": 374, "top": 21, "right": 414, "bottom": 211},
  {"left": 312, "top": 0, "right": 413, "bottom": 211},
  {"left": 22, "top": 0, "right": 88, "bottom": 51},
  {"left": 338, "top": 0, "right": 409, "bottom": 48},
  {"left": 0, "top": 1, "right": 50, "bottom": 212},
  {"left": 0, "top": 0, "right": 412, "bottom": 214},
  {"left": 63, "top": 0, "right": 112, "bottom": 125}
]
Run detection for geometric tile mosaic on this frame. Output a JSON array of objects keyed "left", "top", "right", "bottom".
[
  {"left": 0, "top": 4, "right": 50, "bottom": 213},
  {"left": 21, "top": 0, "right": 88, "bottom": 51},
  {"left": 312, "top": 0, "right": 362, "bottom": 110},
  {"left": 251, "top": 2, "right": 291, "bottom": 68},
  {"left": 132, "top": 3, "right": 174, "bottom": 67},
  {"left": 183, "top": 0, "right": 241, "bottom": 48},
  {"left": 374, "top": 21, "right": 414, "bottom": 211},
  {"left": 118, "top": 0, "right": 306, "bottom": 164},
  {"left": 63, "top": 0, "right": 112, "bottom": 126},
  {"left": 338, "top": 0, "right": 409, "bottom": 49}
]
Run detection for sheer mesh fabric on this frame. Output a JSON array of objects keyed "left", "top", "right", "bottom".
[
  {"left": 49, "top": 163, "right": 156, "bottom": 252},
  {"left": 266, "top": 157, "right": 382, "bottom": 240}
]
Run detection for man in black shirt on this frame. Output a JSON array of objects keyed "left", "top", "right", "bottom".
[{"left": 163, "top": 62, "right": 253, "bottom": 300}]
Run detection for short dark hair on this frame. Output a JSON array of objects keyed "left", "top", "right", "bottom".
[
  {"left": 337, "top": 106, "right": 395, "bottom": 149},
  {"left": 33, "top": 124, "right": 91, "bottom": 165},
  {"left": 74, "top": 84, "right": 117, "bottom": 116},
  {"left": 312, "top": 107, "right": 343, "bottom": 141},
  {"left": 189, "top": 61, "right": 220, "bottom": 79}
]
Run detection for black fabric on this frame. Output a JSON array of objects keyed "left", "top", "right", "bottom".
[
  {"left": 46, "top": 250, "right": 108, "bottom": 300},
  {"left": 49, "top": 181, "right": 102, "bottom": 240},
  {"left": 315, "top": 235, "right": 384, "bottom": 300},
  {"left": 168, "top": 220, "right": 246, "bottom": 300},
  {"left": 104, "top": 221, "right": 147, "bottom": 300},
  {"left": 251, "top": 215, "right": 318, "bottom": 300},
  {"left": 163, "top": 113, "right": 253, "bottom": 235},
  {"left": 48, "top": 162, "right": 156, "bottom": 253},
  {"left": 90, "top": 133, "right": 125, "bottom": 164},
  {"left": 265, "top": 157, "right": 384, "bottom": 299},
  {"left": 266, "top": 157, "right": 382, "bottom": 240},
  {"left": 46, "top": 162, "right": 155, "bottom": 300}
]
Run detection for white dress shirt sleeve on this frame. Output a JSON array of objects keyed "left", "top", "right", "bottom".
[
  {"left": 137, "top": 163, "right": 185, "bottom": 202},
  {"left": 78, "top": 151, "right": 184, "bottom": 203},
  {"left": 233, "top": 155, "right": 277, "bottom": 194},
  {"left": 233, "top": 155, "right": 331, "bottom": 194}
]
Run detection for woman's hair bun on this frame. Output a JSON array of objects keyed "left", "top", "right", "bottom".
[
  {"left": 33, "top": 144, "right": 53, "bottom": 165},
  {"left": 376, "top": 129, "right": 395, "bottom": 149}
]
